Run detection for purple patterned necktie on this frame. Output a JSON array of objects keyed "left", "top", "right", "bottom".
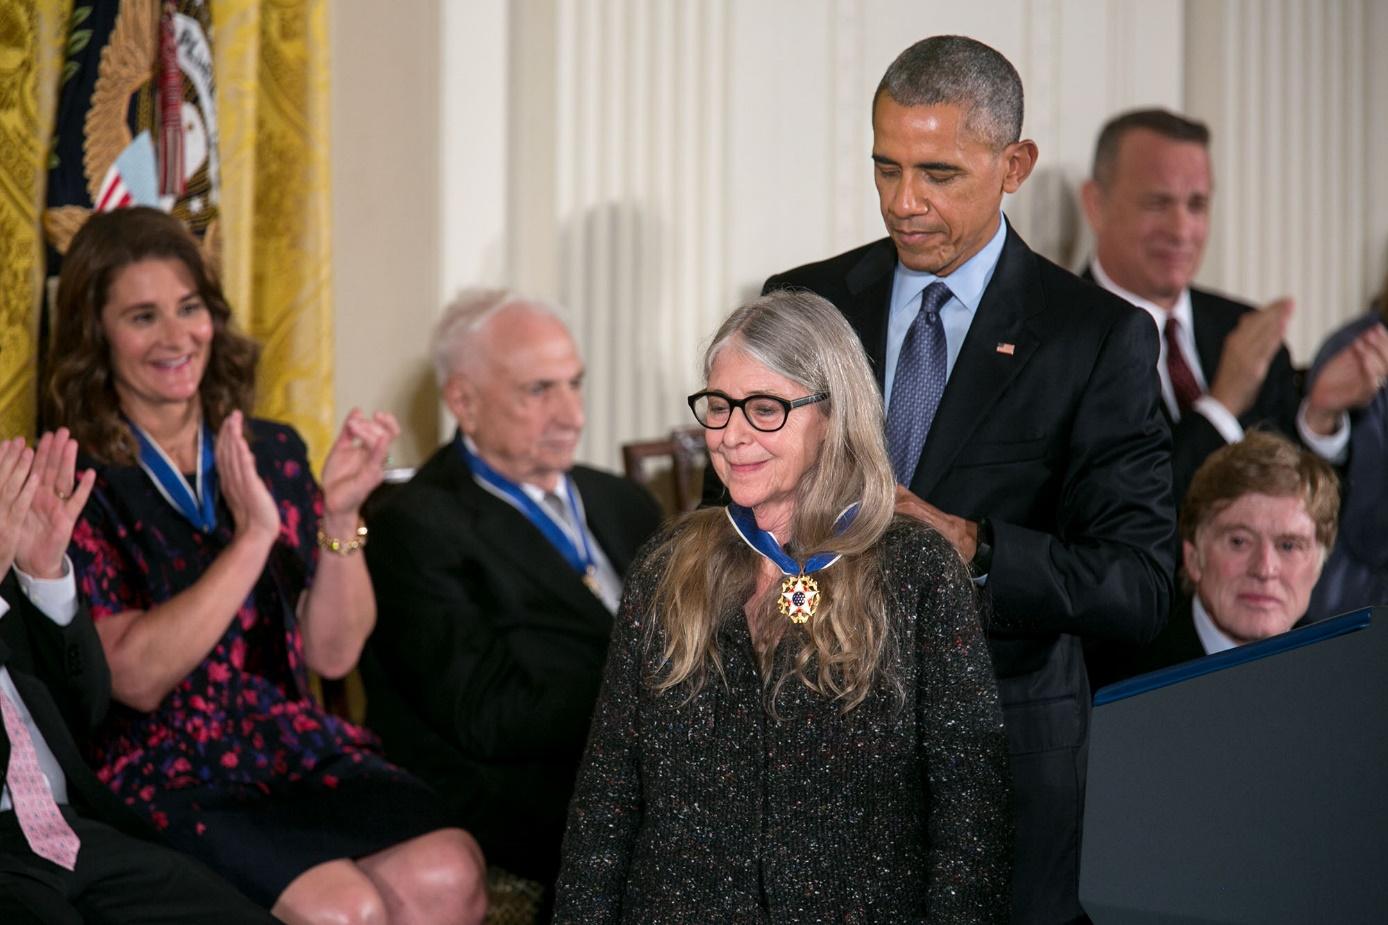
[
  {"left": 1164, "top": 316, "right": 1203, "bottom": 414},
  {"left": 1, "top": 687, "right": 80, "bottom": 869},
  {"left": 887, "top": 281, "right": 954, "bottom": 485}
]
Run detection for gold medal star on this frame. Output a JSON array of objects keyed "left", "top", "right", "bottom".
[{"left": 777, "top": 574, "right": 821, "bottom": 624}]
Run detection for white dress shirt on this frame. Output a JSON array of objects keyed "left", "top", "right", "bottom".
[
  {"left": 883, "top": 213, "right": 1009, "bottom": 409},
  {"left": 1090, "top": 259, "right": 1348, "bottom": 463},
  {"left": 1191, "top": 595, "right": 1240, "bottom": 656}
]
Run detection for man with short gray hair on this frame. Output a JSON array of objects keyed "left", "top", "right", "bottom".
[
  {"left": 361, "top": 289, "right": 662, "bottom": 892},
  {"left": 737, "top": 34, "right": 1177, "bottom": 923}
]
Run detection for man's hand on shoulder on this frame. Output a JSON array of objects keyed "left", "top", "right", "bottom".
[
  {"left": 893, "top": 485, "right": 979, "bottom": 562},
  {"left": 1207, "top": 297, "right": 1293, "bottom": 419}
]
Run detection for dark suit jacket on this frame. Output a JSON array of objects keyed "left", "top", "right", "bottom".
[
  {"left": 1175, "top": 288, "right": 1302, "bottom": 498},
  {"left": 1129, "top": 594, "right": 1206, "bottom": 677},
  {"left": 362, "top": 443, "right": 663, "bottom": 883},
  {"left": 0, "top": 574, "right": 148, "bottom": 838},
  {"left": 1082, "top": 272, "right": 1303, "bottom": 506},
  {"left": 1082, "top": 276, "right": 1305, "bottom": 693},
  {"left": 754, "top": 227, "right": 1176, "bottom": 924},
  {"left": 1306, "top": 308, "right": 1388, "bottom": 621}
]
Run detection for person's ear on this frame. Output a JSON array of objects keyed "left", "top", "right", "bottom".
[
  {"left": 1182, "top": 539, "right": 1203, "bottom": 585},
  {"left": 1000, "top": 139, "right": 1038, "bottom": 194},
  {"left": 1080, "top": 178, "right": 1105, "bottom": 233},
  {"left": 442, "top": 374, "right": 476, "bottom": 433}
]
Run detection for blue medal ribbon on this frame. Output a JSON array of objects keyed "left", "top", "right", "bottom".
[
  {"left": 128, "top": 417, "right": 218, "bottom": 532},
  {"left": 724, "top": 503, "right": 858, "bottom": 576},
  {"left": 456, "top": 437, "right": 597, "bottom": 579}
]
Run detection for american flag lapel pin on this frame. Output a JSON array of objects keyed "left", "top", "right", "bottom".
[{"left": 996, "top": 342, "right": 1016, "bottom": 356}]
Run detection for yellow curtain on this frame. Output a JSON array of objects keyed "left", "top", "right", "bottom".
[
  {"left": 0, "top": 0, "right": 69, "bottom": 439},
  {"left": 214, "top": 0, "right": 334, "bottom": 468}
]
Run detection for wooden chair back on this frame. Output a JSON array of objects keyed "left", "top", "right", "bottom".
[{"left": 621, "top": 426, "right": 707, "bottom": 515}]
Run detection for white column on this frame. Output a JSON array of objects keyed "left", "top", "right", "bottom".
[{"left": 1186, "top": 0, "right": 1387, "bottom": 362}]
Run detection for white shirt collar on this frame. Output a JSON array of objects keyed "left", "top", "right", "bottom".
[
  {"left": 1090, "top": 257, "right": 1195, "bottom": 333},
  {"left": 1192, "top": 595, "right": 1240, "bottom": 655},
  {"left": 890, "top": 211, "right": 1008, "bottom": 316},
  {"left": 461, "top": 434, "right": 570, "bottom": 502}
]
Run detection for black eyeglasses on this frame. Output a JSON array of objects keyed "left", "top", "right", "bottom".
[{"left": 687, "top": 390, "right": 829, "bottom": 433}]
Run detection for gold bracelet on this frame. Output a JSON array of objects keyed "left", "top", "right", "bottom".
[{"left": 317, "top": 523, "right": 368, "bottom": 555}]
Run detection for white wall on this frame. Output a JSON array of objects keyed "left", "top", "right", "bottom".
[
  {"left": 1185, "top": 0, "right": 1388, "bottom": 363},
  {"left": 332, "top": 0, "right": 1388, "bottom": 469},
  {"left": 330, "top": 0, "right": 441, "bottom": 466}
]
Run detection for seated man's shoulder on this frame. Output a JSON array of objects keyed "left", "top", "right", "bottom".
[
  {"left": 1188, "top": 284, "right": 1258, "bottom": 320},
  {"left": 571, "top": 464, "right": 664, "bottom": 529},
  {"left": 365, "top": 444, "right": 461, "bottom": 529},
  {"left": 764, "top": 238, "right": 896, "bottom": 295}
]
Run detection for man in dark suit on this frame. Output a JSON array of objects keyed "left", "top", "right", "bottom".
[
  {"left": 1130, "top": 431, "right": 1339, "bottom": 677},
  {"left": 363, "top": 290, "right": 663, "bottom": 891},
  {"left": 735, "top": 36, "right": 1176, "bottom": 924},
  {"left": 1, "top": 432, "right": 273, "bottom": 923},
  {"left": 1079, "top": 108, "right": 1388, "bottom": 506}
]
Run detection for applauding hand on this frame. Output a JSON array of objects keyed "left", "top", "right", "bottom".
[
  {"left": 1208, "top": 298, "right": 1293, "bottom": 419},
  {"left": 320, "top": 410, "right": 400, "bottom": 527},
  {"left": 216, "top": 411, "right": 281, "bottom": 544},
  {"left": 17, "top": 429, "right": 97, "bottom": 579},
  {"left": 0, "top": 437, "right": 38, "bottom": 577},
  {"left": 1305, "top": 321, "right": 1388, "bottom": 433}
]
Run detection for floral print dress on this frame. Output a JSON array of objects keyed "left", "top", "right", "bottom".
[{"left": 69, "top": 419, "right": 440, "bottom": 905}]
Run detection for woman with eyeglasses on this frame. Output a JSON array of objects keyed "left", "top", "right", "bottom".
[{"left": 554, "top": 290, "right": 1011, "bottom": 923}]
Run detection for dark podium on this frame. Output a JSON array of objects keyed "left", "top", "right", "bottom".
[{"left": 1081, "top": 606, "right": 1387, "bottom": 924}]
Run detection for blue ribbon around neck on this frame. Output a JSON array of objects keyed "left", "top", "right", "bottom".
[
  {"left": 455, "top": 437, "right": 596, "bottom": 578},
  {"left": 128, "top": 417, "right": 219, "bottom": 532},
  {"left": 724, "top": 503, "right": 858, "bottom": 576}
]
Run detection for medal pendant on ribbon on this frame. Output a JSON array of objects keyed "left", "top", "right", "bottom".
[
  {"left": 581, "top": 567, "right": 602, "bottom": 598},
  {"left": 778, "top": 574, "right": 820, "bottom": 624}
]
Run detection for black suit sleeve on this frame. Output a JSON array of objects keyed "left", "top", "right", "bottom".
[
  {"left": 365, "top": 503, "right": 610, "bottom": 762},
  {"left": 553, "top": 556, "right": 653, "bottom": 923},
  {"left": 1167, "top": 412, "right": 1230, "bottom": 513},
  {"left": 1, "top": 574, "right": 110, "bottom": 736},
  {"left": 986, "top": 308, "right": 1175, "bottom": 645}
]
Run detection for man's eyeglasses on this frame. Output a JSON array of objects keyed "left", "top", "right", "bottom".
[{"left": 687, "top": 390, "right": 829, "bottom": 433}]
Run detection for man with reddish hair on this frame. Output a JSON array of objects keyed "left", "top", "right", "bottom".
[{"left": 1131, "top": 430, "right": 1339, "bottom": 674}]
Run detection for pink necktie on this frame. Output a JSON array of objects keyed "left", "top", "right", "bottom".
[{"left": 1, "top": 687, "right": 80, "bottom": 869}]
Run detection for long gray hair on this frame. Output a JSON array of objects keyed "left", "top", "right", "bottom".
[{"left": 649, "top": 289, "right": 899, "bottom": 710}]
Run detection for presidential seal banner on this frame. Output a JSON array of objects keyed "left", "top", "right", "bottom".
[
  {"left": 30, "top": 0, "right": 333, "bottom": 467},
  {"left": 0, "top": 0, "right": 68, "bottom": 439}
]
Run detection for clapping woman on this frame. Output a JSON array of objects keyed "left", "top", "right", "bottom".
[{"left": 44, "top": 208, "right": 486, "bottom": 924}]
